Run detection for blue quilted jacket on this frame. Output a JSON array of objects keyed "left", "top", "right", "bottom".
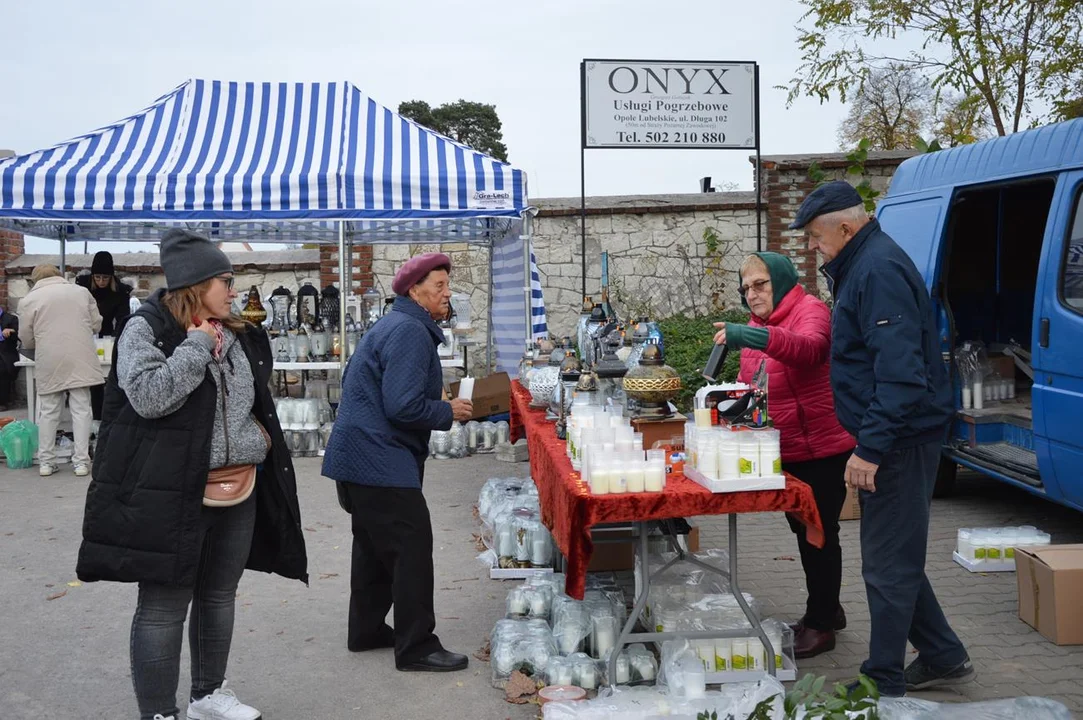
[{"left": 321, "top": 296, "right": 453, "bottom": 488}]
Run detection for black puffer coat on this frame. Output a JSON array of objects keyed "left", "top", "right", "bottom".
[
  {"left": 76, "top": 292, "right": 308, "bottom": 587},
  {"left": 76, "top": 274, "right": 133, "bottom": 338}
]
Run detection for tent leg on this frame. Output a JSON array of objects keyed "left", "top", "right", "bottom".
[
  {"left": 522, "top": 217, "right": 533, "bottom": 346},
  {"left": 338, "top": 222, "right": 348, "bottom": 375},
  {"left": 59, "top": 232, "right": 67, "bottom": 275},
  {"left": 486, "top": 242, "right": 493, "bottom": 373}
]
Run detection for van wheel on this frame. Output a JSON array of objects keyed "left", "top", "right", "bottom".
[{"left": 933, "top": 456, "right": 958, "bottom": 498}]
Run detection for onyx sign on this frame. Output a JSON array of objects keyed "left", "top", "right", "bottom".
[{"left": 582, "top": 60, "right": 757, "bottom": 150}]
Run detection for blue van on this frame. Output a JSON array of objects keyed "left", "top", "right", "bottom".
[{"left": 876, "top": 119, "right": 1083, "bottom": 513}]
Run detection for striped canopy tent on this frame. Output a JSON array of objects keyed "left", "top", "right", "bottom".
[{"left": 0, "top": 79, "right": 547, "bottom": 371}]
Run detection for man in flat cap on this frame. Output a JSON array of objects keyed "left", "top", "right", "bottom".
[
  {"left": 322, "top": 252, "right": 473, "bottom": 672},
  {"left": 793, "top": 181, "right": 973, "bottom": 696}
]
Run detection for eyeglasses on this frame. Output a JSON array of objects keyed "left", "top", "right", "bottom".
[
  {"left": 91, "top": 274, "right": 111, "bottom": 282},
  {"left": 739, "top": 278, "right": 771, "bottom": 297},
  {"left": 216, "top": 275, "right": 236, "bottom": 291}
]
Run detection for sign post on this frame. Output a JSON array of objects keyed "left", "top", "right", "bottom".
[{"left": 579, "top": 59, "right": 762, "bottom": 299}]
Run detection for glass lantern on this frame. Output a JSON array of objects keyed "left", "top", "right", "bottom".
[{"left": 528, "top": 348, "right": 562, "bottom": 410}]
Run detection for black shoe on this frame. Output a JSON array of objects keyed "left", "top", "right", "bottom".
[
  {"left": 348, "top": 624, "right": 394, "bottom": 652},
  {"left": 397, "top": 649, "right": 469, "bottom": 672},
  {"left": 904, "top": 654, "right": 975, "bottom": 691},
  {"left": 844, "top": 678, "right": 905, "bottom": 698},
  {"left": 789, "top": 606, "right": 847, "bottom": 634}
]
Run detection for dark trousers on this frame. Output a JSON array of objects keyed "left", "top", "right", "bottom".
[
  {"left": 90, "top": 383, "right": 104, "bottom": 421},
  {"left": 346, "top": 482, "right": 442, "bottom": 664},
  {"left": 859, "top": 440, "right": 967, "bottom": 695},
  {"left": 0, "top": 362, "right": 16, "bottom": 407},
  {"left": 130, "top": 496, "right": 256, "bottom": 720},
  {"left": 784, "top": 451, "right": 849, "bottom": 631}
]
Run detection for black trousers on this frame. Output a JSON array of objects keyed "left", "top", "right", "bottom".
[
  {"left": 859, "top": 441, "right": 966, "bottom": 695},
  {"left": 783, "top": 450, "right": 850, "bottom": 631},
  {"left": 345, "top": 482, "right": 442, "bottom": 665},
  {"left": 90, "top": 383, "right": 104, "bottom": 421},
  {"left": 0, "top": 362, "right": 17, "bottom": 407}
]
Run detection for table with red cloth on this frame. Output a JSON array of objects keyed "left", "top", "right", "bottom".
[{"left": 509, "top": 380, "right": 824, "bottom": 600}]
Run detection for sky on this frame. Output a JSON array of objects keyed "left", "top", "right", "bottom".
[{"left": 1, "top": 0, "right": 850, "bottom": 254}]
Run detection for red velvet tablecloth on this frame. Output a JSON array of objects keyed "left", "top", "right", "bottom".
[{"left": 509, "top": 380, "right": 825, "bottom": 600}]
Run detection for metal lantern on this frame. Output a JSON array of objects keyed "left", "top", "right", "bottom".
[
  {"left": 595, "top": 328, "right": 629, "bottom": 413},
  {"left": 319, "top": 285, "right": 341, "bottom": 332},
  {"left": 239, "top": 286, "right": 268, "bottom": 326},
  {"left": 296, "top": 281, "right": 320, "bottom": 329},
  {"left": 622, "top": 339, "right": 681, "bottom": 419},
  {"left": 269, "top": 286, "right": 293, "bottom": 334},
  {"left": 555, "top": 353, "right": 581, "bottom": 440},
  {"left": 529, "top": 345, "right": 563, "bottom": 410}
]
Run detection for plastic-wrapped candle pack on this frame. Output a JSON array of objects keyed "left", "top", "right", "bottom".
[
  {"left": 476, "top": 476, "right": 556, "bottom": 570},
  {"left": 489, "top": 617, "right": 559, "bottom": 687}
]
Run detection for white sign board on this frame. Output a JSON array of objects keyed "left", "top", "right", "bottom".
[
  {"left": 468, "top": 189, "right": 514, "bottom": 210},
  {"left": 582, "top": 59, "right": 757, "bottom": 150}
]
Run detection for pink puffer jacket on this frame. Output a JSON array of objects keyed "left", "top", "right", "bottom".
[{"left": 737, "top": 285, "right": 855, "bottom": 463}]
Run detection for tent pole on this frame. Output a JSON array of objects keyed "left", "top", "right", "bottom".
[
  {"left": 522, "top": 213, "right": 533, "bottom": 347},
  {"left": 59, "top": 227, "right": 67, "bottom": 275},
  {"left": 338, "top": 221, "right": 348, "bottom": 375},
  {"left": 487, "top": 241, "right": 493, "bottom": 373}
]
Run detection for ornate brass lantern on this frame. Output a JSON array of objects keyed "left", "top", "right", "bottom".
[{"left": 622, "top": 340, "right": 681, "bottom": 419}]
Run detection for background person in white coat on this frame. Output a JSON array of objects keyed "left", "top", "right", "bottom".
[{"left": 18, "top": 264, "right": 102, "bottom": 477}]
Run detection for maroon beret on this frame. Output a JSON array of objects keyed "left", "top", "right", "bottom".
[{"left": 391, "top": 252, "right": 453, "bottom": 295}]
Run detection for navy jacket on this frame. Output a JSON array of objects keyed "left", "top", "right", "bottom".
[
  {"left": 822, "top": 219, "right": 953, "bottom": 465},
  {"left": 321, "top": 295, "right": 454, "bottom": 489}
]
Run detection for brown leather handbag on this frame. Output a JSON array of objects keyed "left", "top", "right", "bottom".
[
  {"left": 203, "top": 465, "right": 257, "bottom": 507},
  {"left": 203, "top": 419, "right": 271, "bottom": 507}
]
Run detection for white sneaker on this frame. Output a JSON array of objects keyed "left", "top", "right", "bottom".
[
  {"left": 73, "top": 463, "right": 90, "bottom": 477},
  {"left": 39, "top": 463, "right": 57, "bottom": 477},
  {"left": 154, "top": 715, "right": 176, "bottom": 720},
  {"left": 187, "top": 681, "right": 261, "bottom": 720}
]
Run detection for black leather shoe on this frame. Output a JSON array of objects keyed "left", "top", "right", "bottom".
[
  {"left": 789, "top": 606, "right": 847, "bottom": 634},
  {"left": 397, "top": 649, "right": 469, "bottom": 672},
  {"left": 348, "top": 624, "right": 395, "bottom": 652},
  {"left": 793, "top": 626, "right": 836, "bottom": 659}
]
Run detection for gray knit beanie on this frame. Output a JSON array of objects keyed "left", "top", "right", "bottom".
[{"left": 159, "top": 229, "right": 233, "bottom": 290}]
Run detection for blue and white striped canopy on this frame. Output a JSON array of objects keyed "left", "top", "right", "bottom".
[{"left": 0, "top": 79, "right": 529, "bottom": 243}]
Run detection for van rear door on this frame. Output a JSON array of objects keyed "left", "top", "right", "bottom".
[
  {"left": 876, "top": 191, "right": 952, "bottom": 292},
  {"left": 1032, "top": 171, "right": 1083, "bottom": 511}
]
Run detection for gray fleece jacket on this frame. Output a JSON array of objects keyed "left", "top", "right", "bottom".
[{"left": 117, "top": 317, "right": 270, "bottom": 470}]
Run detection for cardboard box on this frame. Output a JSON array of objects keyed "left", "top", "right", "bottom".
[
  {"left": 449, "top": 372, "right": 511, "bottom": 420},
  {"left": 586, "top": 526, "right": 700, "bottom": 572},
  {"left": 631, "top": 413, "right": 687, "bottom": 451},
  {"left": 839, "top": 483, "right": 862, "bottom": 521},
  {"left": 989, "top": 355, "right": 1017, "bottom": 380},
  {"left": 1015, "top": 544, "right": 1083, "bottom": 645}
]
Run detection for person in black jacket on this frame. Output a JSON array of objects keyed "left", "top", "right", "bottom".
[
  {"left": 77, "top": 230, "right": 307, "bottom": 720},
  {"left": 0, "top": 306, "right": 20, "bottom": 410},
  {"left": 76, "top": 251, "right": 133, "bottom": 420},
  {"left": 794, "top": 181, "right": 972, "bottom": 697}
]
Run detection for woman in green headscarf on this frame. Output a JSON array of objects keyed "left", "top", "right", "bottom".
[{"left": 713, "top": 252, "right": 856, "bottom": 659}]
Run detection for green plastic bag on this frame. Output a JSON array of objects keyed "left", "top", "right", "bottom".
[{"left": 1, "top": 420, "right": 39, "bottom": 470}]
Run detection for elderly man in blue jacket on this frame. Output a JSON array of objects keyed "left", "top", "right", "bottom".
[
  {"left": 322, "top": 252, "right": 473, "bottom": 673},
  {"left": 793, "top": 181, "right": 973, "bottom": 697}
]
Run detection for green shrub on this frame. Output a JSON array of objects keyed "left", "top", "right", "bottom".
[{"left": 658, "top": 310, "right": 750, "bottom": 413}]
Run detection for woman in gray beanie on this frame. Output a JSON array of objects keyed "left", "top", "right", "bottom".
[{"left": 77, "top": 229, "right": 308, "bottom": 720}]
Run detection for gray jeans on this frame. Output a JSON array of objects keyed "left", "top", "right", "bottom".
[{"left": 130, "top": 495, "right": 256, "bottom": 720}]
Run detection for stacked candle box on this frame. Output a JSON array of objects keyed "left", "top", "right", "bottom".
[
  {"left": 633, "top": 549, "right": 735, "bottom": 622},
  {"left": 684, "top": 422, "right": 782, "bottom": 482},
  {"left": 954, "top": 525, "right": 1051, "bottom": 572},
  {"left": 476, "top": 478, "right": 555, "bottom": 570}
]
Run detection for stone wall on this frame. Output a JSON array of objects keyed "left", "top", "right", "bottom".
[{"left": 530, "top": 193, "right": 761, "bottom": 341}]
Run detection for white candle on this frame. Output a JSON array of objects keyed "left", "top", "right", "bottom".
[
  {"left": 699, "top": 449, "right": 718, "bottom": 480},
  {"left": 696, "top": 639, "right": 714, "bottom": 671},
  {"left": 457, "top": 376, "right": 474, "bottom": 400},
  {"left": 767, "top": 629, "right": 783, "bottom": 670},
  {"left": 507, "top": 588, "right": 527, "bottom": 615},
  {"left": 694, "top": 407, "right": 712, "bottom": 428},
  {"left": 731, "top": 639, "right": 748, "bottom": 670},
  {"left": 637, "top": 658, "right": 656, "bottom": 681},
  {"left": 749, "top": 638, "right": 765, "bottom": 671},
  {"left": 590, "top": 469, "right": 611, "bottom": 495},
  {"left": 577, "top": 662, "right": 597, "bottom": 690},
  {"left": 532, "top": 537, "right": 550, "bottom": 566},
  {"left": 610, "top": 465, "right": 628, "bottom": 494},
  {"left": 553, "top": 664, "right": 574, "bottom": 686},
  {"left": 559, "top": 625, "right": 581, "bottom": 654},
  {"left": 973, "top": 380, "right": 984, "bottom": 410},
  {"left": 530, "top": 594, "right": 547, "bottom": 617},
  {"left": 497, "top": 527, "right": 514, "bottom": 557},
  {"left": 739, "top": 437, "right": 760, "bottom": 477},
  {"left": 625, "top": 465, "right": 645, "bottom": 493},
  {"left": 714, "top": 638, "right": 731, "bottom": 671},
  {"left": 961, "top": 385, "right": 972, "bottom": 409},
  {"left": 593, "top": 625, "right": 615, "bottom": 659},
  {"left": 760, "top": 440, "right": 781, "bottom": 477},
  {"left": 645, "top": 462, "right": 665, "bottom": 492},
  {"left": 615, "top": 655, "right": 631, "bottom": 684}
]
